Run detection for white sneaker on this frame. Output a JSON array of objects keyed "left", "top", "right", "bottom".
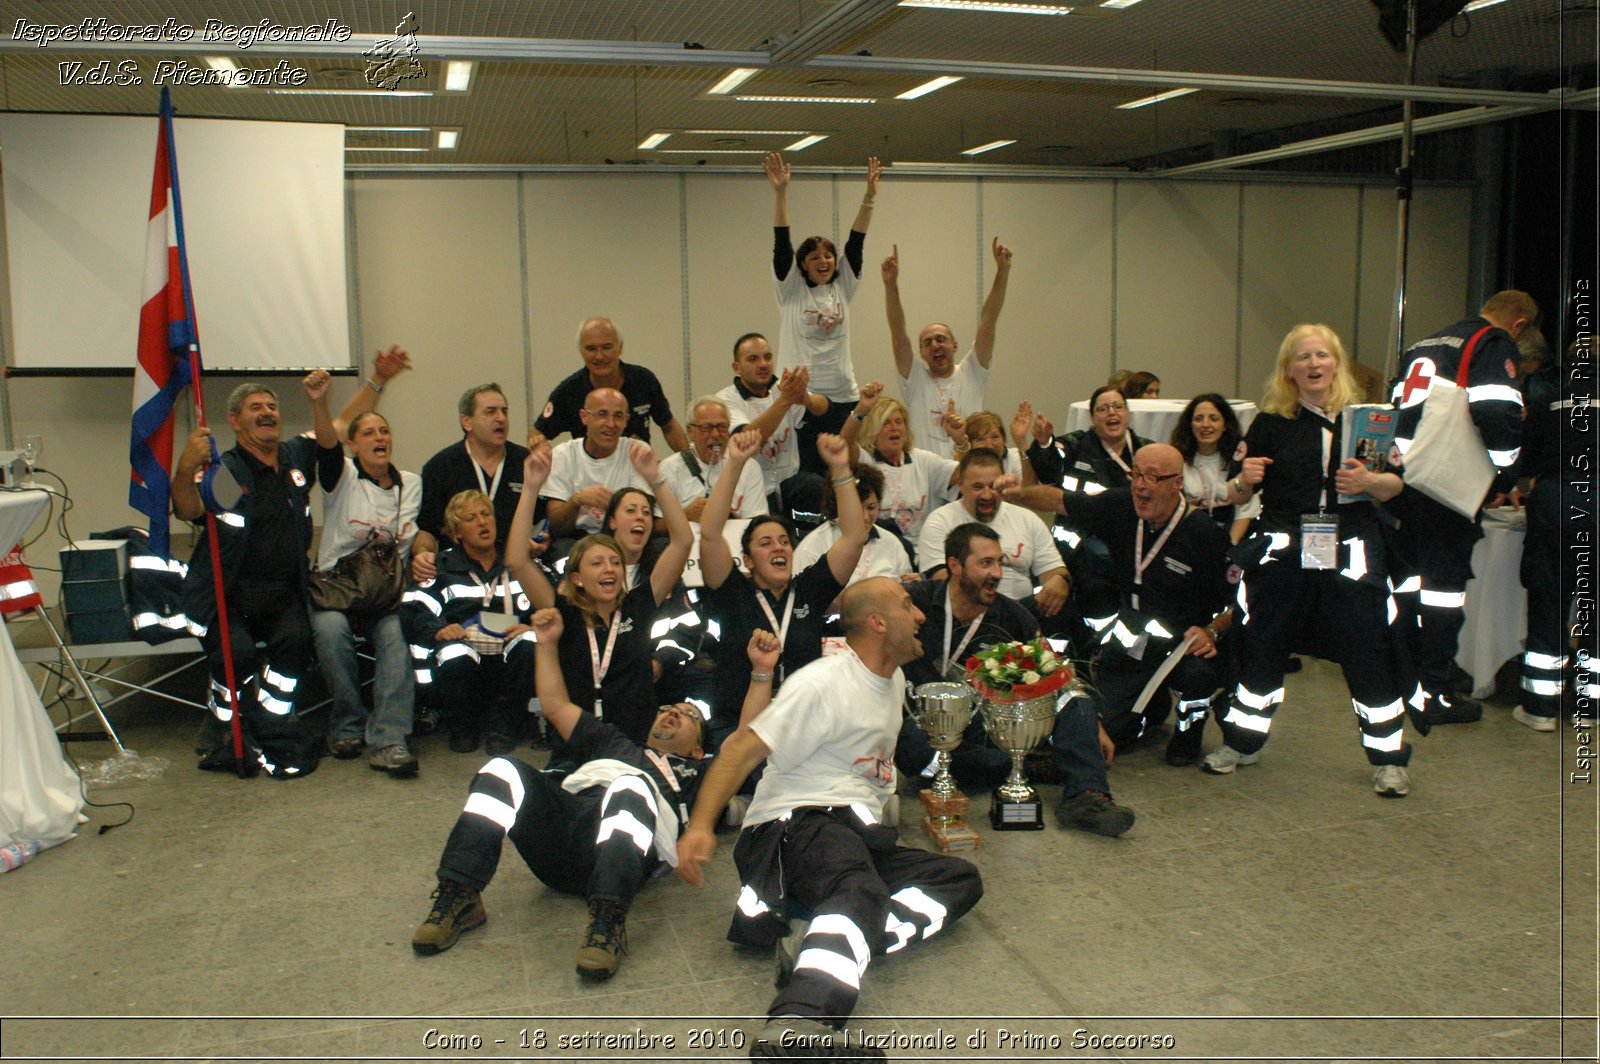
[
  {"left": 1373, "top": 764, "right": 1410, "bottom": 798},
  {"left": 722, "top": 794, "right": 750, "bottom": 828},
  {"left": 1200, "top": 745, "right": 1260, "bottom": 775},
  {"left": 1512, "top": 707, "right": 1558, "bottom": 732}
]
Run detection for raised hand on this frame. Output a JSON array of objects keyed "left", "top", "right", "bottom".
[
  {"left": 941, "top": 399, "right": 966, "bottom": 440},
  {"left": 727, "top": 428, "right": 762, "bottom": 463},
  {"left": 881, "top": 244, "right": 899, "bottom": 285},
  {"left": 864, "top": 156, "right": 882, "bottom": 198},
  {"left": 302, "top": 368, "right": 331, "bottom": 403},
  {"left": 992, "top": 236, "right": 1012, "bottom": 268},
  {"left": 747, "top": 628, "right": 781, "bottom": 674},
  {"left": 628, "top": 439, "right": 660, "bottom": 481},
  {"left": 763, "top": 152, "right": 790, "bottom": 191},
  {"left": 530, "top": 607, "right": 563, "bottom": 643},
  {"left": 817, "top": 432, "right": 850, "bottom": 473},
  {"left": 372, "top": 344, "right": 411, "bottom": 382},
  {"left": 856, "top": 380, "right": 885, "bottom": 417},
  {"left": 777, "top": 367, "right": 808, "bottom": 406},
  {"left": 1031, "top": 413, "right": 1054, "bottom": 447},
  {"left": 523, "top": 440, "right": 553, "bottom": 488},
  {"left": 1011, "top": 401, "right": 1034, "bottom": 447}
]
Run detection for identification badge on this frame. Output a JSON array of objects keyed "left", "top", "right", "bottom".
[
  {"left": 1127, "top": 631, "right": 1150, "bottom": 662},
  {"left": 1300, "top": 513, "right": 1340, "bottom": 570}
]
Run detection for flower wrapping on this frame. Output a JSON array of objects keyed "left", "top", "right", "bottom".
[{"left": 965, "top": 637, "right": 1074, "bottom": 702}]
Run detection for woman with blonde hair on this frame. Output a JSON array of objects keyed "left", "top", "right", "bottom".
[
  {"left": 1200, "top": 323, "right": 1414, "bottom": 798},
  {"left": 842, "top": 384, "right": 960, "bottom": 555}
]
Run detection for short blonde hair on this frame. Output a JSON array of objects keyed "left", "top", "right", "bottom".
[
  {"left": 1260, "top": 323, "right": 1358, "bottom": 418},
  {"left": 859, "top": 397, "right": 915, "bottom": 454},
  {"left": 441, "top": 490, "right": 494, "bottom": 540}
]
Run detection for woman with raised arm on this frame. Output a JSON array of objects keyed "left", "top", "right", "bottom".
[
  {"left": 1202, "top": 323, "right": 1413, "bottom": 798},
  {"left": 765, "top": 151, "right": 882, "bottom": 444},
  {"left": 505, "top": 439, "right": 693, "bottom": 746},
  {"left": 699, "top": 429, "right": 867, "bottom": 747},
  {"left": 841, "top": 382, "right": 960, "bottom": 556}
]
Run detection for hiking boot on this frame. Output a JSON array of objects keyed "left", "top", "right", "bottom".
[
  {"left": 1373, "top": 764, "right": 1410, "bottom": 798},
  {"left": 369, "top": 744, "right": 419, "bottom": 778},
  {"left": 1200, "top": 745, "right": 1259, "bottom": 775},
  {"left": 1056, "top": 790, "right": 1135, "bottom": 836},
  {"left": 484, "top": 732, "right": 517, "bottom": 757},
  {"left": 329, "top": 737, "right": 364, "bottom": 760},
  {"left": 1424, "top": 692, "right": 1482, "bottom": 725},
  {"left": 576, "top": 899, "right": 629, "bottom": 982},
  {"left": 1512, "top": 707, "right": 1557, "bottom": 732},
  {"left": 448, "top": 731, "right": 480, "bottom": 754},
  {"left": 748, "top": 1015, "right": 885, "bottom": 1060},
  {"left": 412, "top": 880, "right": 486, "bottom": 955}
]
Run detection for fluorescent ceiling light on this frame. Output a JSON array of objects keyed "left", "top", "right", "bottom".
[
  {"left": 658, "top": 149, "right": 767, "bottom": 155},
  {"left": 445, "top": 61, "right": 473, "bottom": 92},
  {"left": 961, "top": 138, "right": 1017, "bottom": 155},
  {"left": 735, "top": 94, "right": 877, "bottom": 104},
  {"left": 785, "top": 135, "right": 829, "bottom": 151},
  {"left": 1099, "top": 0, "right": 1143, "bottom": 7},
  {"left": 1461, "top": 0, "right": 1508, "bottom": 10},
  {"left": 345, "top": 147, "right": 430, "bottom": 152},
  {"left": 638, "top": 132, "right": 671, "bottom": 150},
  {"left": 897, "top": 75, "right": 963, "bottom": 100},
  {"left": 685, "top": 129, "right": 809, "bottom": 136},
  {"left": 899, "top": 1, "right": 1075, "bottom": 14},
  {"left": 706, "top": 68, "right": 760, "bottom": 95},
  {"left": 348, "top": 126, "right": 430, "bottom": 133},
  {"left": 267, "top": 88, "right": 433, "bottom": 97},
  {"left": 436, "top": 129, "right": 459, "bottom": 150},
  {"left": 204, "top": 56, "right": 247, "bottom": 89},
  {"left": 1117, "top": 87, "right": 1199, "bottom": 109}
]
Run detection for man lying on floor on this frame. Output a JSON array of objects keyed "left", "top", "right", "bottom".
[{"left": 411, "top": 611, "right": 775, "bottom": 981}]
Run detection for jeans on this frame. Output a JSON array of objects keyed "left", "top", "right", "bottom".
[{"left": 310, "top": 608, "right": 414, "bottom": 750}]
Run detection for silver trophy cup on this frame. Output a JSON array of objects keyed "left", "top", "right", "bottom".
[
  {"left": 977, "top": 689, "right": 1060, "bottom": 829},
  {"left": 909, "top": 682, "right": 976, "bottom": 801}
]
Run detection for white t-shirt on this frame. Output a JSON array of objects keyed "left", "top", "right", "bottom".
[
  {"left": 858, "top": 448, "right": 959, "bottom": 548},
  {"left": 718, "top": 383, "right": 805, "bottom": 497},
  {"left": 900, "top": 353, "right": 989, "bottom": 458},
  {"left": 659, "top": 449, "right": 767, "bottom": 517},
  {"left": 316, "top": 456, "right": 422, "bottom": 572},
  {"left": 1183, "top": 451, "right": 1261, "bottom": 523},
  {"left": 540, "top": 438, "right": 653, "bottom": 534},
  {"left": 746, "top": 650, "right": 901, "bottom": 827},
  {"left": 792, "top": 523, "right": 911, "bottom": 588},
  {"left": 776, "top": 265, "right": 862, "bottom": 402},
  {"left": 916, "top": 500, "right": 1063, "bottom": 598}
]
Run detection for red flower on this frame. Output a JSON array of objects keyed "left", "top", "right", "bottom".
[{"left": 966, "top": 656, "right": 980, "bottom": 670}]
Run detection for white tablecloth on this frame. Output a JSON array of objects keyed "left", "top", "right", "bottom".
[
  {"left": 1456, "top": 509, "right": 1527, "bottom": 699},
  {"left": 1064, "top": 397, "right": 1258, "bottom": 444},
  {"left": 0, "top": 489, "right": 84, "bottom": 851}
]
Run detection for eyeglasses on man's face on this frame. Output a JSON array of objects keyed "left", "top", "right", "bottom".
[{"left": 1128, "top": 469, "right": 1181, "bottom": 485}]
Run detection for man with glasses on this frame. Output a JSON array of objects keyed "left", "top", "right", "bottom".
[
  {"left": 884, "top": 237, "right": 1013, "bottom": 457},
  {"left": 658, "top": 397, "right": 768, "bottom": 521},
  {"left": 1015, "top": 443, "right": 1233, "bottom": 769},
  {"left": 540, "top": 389, "right": 657, "bottom": 550}
]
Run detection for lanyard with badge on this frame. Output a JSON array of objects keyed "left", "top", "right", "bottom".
[
  {"left": 643, "top": 749, "right": 690, "bottom": 828},
  {"left": 1129, "top": 502, "right": 1187, "bottom": 660},
  {"left": 587, "top": 611, "right": 621, "bottom": 719},
  {"left": 1299, "top": 408, "right": 1341, "bottom": 570},
  {"left": 941, "top": 588, "right": 984, "bottom": 678},
  {"left": 1102, "top": 440, "right": 1133, "bottom": 476},
  {"left": 755, "top": 588, "right": 796, "bottom": 684},
  {"left": 469, "top": 442, "right": 504, "bottom": 501}
]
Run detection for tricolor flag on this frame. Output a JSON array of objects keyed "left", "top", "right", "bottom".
[{"left": 129, "top": 89, "right": 196, "bottom": 561}]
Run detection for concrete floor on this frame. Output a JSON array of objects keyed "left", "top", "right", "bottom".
[{"left": 2, "top": 655, "right": 1595, "bottom": 1063}]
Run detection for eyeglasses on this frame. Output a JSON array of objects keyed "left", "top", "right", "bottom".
[
  {"left": 1093, "top": 402, "right": 1128, "bottom": 414},
  {"left": 1128, "top": 469, "right": 1182, "bottom": 485},
  {"left": 689, "top": 422, "right": 731, "bottom": 433}
]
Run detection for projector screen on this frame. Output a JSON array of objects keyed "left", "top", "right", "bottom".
[{"left": 0, "top": 112, "right": 349, "bottom": 372}]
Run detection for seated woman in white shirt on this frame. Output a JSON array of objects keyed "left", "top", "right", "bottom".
[
  {"left": 962, "top": 406, "right": 1039, "bottom": 486},
  {"left": 792, "top": 463, "right": 912, "bottom": 594},
  {"left": 1171, "top": 392, "right": 1259, "bottom": 544},
  {"left": 842, "top": 384, "right": 960, "bottom": 555}
]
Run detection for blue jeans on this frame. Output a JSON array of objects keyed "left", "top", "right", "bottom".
[{"left": 310, "top": 608, "right": 414, "bottom": 751}]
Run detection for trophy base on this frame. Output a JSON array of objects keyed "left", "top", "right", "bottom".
[
  {"left": 920, "top": 814, "right": 983, "bottom": 852},
  {"left": 920, "top": 790, "right": 981, "bottom": 851},
  {"left": 989, "top": 790, "right": 1044, "bottom": 831}
]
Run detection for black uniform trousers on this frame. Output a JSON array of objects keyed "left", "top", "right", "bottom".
[
  {"left": 735, "top": 808, "right": 982, "bottom": 1027},
  {"left": 437, "top": 757, "right": 661, "bottom": 906},
  {"left": 1221, "top": 559, "right": 1411, "bottom": 767},
  {"left": 1095, "top": 642, "right": 1224, "bottom": 758},
  {"left": 1391, "top": 492, "right": 1481, "bottom": 701},
  {"left": 197, "top": 590, "right": 320, "bottom": 778},
  {"left": 433, "top": 638, "right": 536, "bottom": 744},
  {"left": 1520, "top": 477, "right": 1588, "bottom": 720}
]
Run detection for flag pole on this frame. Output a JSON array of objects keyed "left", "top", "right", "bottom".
[{"left": 162, "top": 89, "right": 248, "bottom": 775}]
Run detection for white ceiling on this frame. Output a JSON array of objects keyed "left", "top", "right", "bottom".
[{"left": 0, "top": 0, "right": 1592, "bottom": 172}]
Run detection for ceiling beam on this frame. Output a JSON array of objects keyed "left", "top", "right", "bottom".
[
  {"left": 768, "top": 0, "right": 904, "bottom": 64},
  {"left": 1158, "top": 87, "right": 1598, "bottom": 175}
]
